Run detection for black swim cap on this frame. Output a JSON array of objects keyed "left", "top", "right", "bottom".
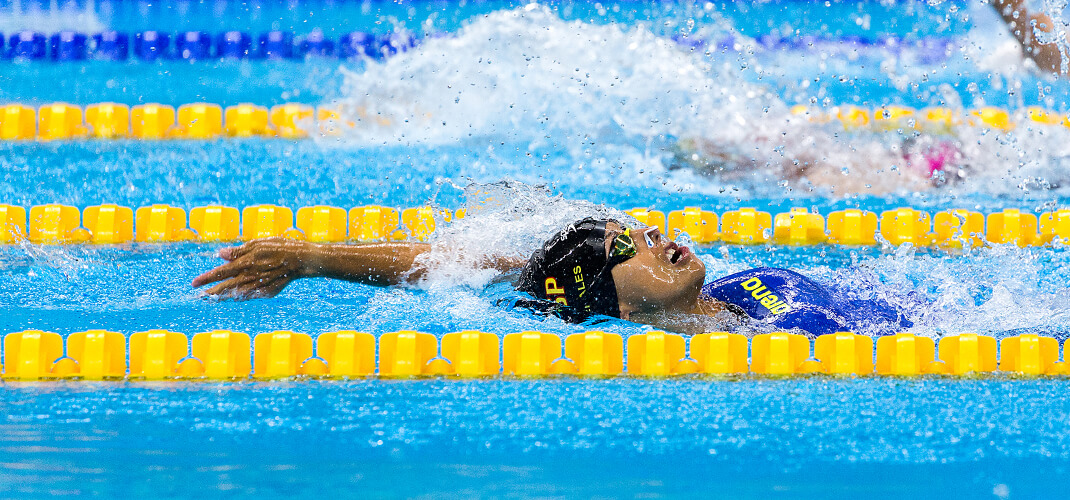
[{"left": 515, "top": 217, "right": 625, "bottom": 319}]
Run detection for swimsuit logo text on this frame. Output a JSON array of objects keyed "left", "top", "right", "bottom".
[{"left": 740, "top": 277, "right": 791, "bottom": 315}]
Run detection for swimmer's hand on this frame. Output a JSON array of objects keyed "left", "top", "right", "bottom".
[
  {"left": 991, "top": 0, "right": 1068, "bottom": 77},
  {"left": 192, "top": 238, "right": 314, "bottom": 299}
]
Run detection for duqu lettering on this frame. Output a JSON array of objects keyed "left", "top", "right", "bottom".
[
  {"left": 544, "top": 277, "right": 568, "bottom": 305},
  {"left": 739, "top": 277, "right": 791, "bottom": 315}
]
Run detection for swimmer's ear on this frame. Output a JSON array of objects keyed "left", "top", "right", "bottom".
[{"left": 618, "top": 309, "right": 631, "bottom": 321}]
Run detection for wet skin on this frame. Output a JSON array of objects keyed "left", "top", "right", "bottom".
[
  {"left": 192, "top": 238, "right": 526, "bottom": 298},
  {"left": 193, "top": 224, "right": 733, "bottom": 325},
  {"left": 991, "top": 0, "right": 1068, "bottom": 78},
  {"left": 602, "top": 222, "right": 708, "bottom": 319}
]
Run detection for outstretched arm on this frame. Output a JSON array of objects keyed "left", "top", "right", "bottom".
[
  {"left": 992, "top": 0, "right": 1068, "bottom": 76},
  {"left": 192, "top": 238, "right": 434, "bottom": 298},
  {"left": 192, "top": 238, "right": 526, "bottom": 299}
]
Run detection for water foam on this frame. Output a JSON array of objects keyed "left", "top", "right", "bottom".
[
  {"left": 839, "top": 245, "right": 1070, "bottom": 338},
  {"left": 408, "top": 180, "right": 631, "bottom": 291},
  {"left": 330, "top": 4, "right": 762, "bottom": 146},
  {"left": 323, "top": 4, "right": 784, "bottom": 196},
  {"left": 379, "top": 180, "right": 1070, "bottom": 338},
  {"left": 321, "top": 3, "right": 1070, "bottom": 199},
  {"left": 0, "top": 4, "right": 106, "bottom": 33}
]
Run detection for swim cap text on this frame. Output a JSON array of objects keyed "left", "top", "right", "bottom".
[{"left": 544, "top": 277, "right": 568, "bottom": 305}]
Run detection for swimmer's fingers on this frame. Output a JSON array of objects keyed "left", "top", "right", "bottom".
[
  {"left": 202, "top": 273, "right": 272, "bottom": 299},
  {"left": 194, "top": 238, "right": 310, "bottom": 295},
  {"left": 219, "top": 237, "right": 292, "bottom": 261},
  {"left": 192, "top": 259, "right": 246, "bottom": 288},
  {"left": 218, "top": 238, "right": 273, "bottom": 261},
  {"left": 261, "top": 278, "right": 292, "bottom": 298},
  {"left": 233, "top": 273, "right": 293, "bottom": 299},
  {"left": 213, "top": 273, "right": 292, "bottom": 300},
  {"left": 201, "top": 274, "right": 257, "bottom": 298},
  {"left": 192, "top": 252, "right": 291, "bottom": 288},
  {"left": 202, "top": 268, "right": 294, "bottom": 299},
  {"left": 217, "top": 245, "right": 243, "bottom": 261}
]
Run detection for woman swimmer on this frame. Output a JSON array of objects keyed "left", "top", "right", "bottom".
[{"left": 193, "top": 217, "right": 911, "bottom": 337}]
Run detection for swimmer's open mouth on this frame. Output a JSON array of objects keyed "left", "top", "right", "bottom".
[{"left": 665, "top": 243, "right": 690, "bottom": 265}]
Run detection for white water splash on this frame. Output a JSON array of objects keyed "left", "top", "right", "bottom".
[
  {"left": 409, "top": 180, "right": 633, "bottom": 290},
  {"left": 835, "top": 245, "right": 1070, "bottom": 337},
  {"left": 0, "top": 2, "right": 106, "bottom": 33},
  {"left": 319, "top": 3, "right": 1070, "bottom": 198},
  {"left": 328, "top": 3, "right": 768, "bottom": 149},
  {"left": 1035, "top": 0, "right": 1070, "bottom": 74},
  {"left": 321, "top": 2, "right": 787, "bottom": 199}
]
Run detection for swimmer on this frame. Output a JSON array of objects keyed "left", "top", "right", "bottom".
[
  {"left": 193, "top": 217, "right": 911, "bottom": 337},
  {"left": 991, "top": 0, "right": 1069, "bottom": 77},
  {"left": 672, "top": 132, "right": 966, "bottom": 196}
]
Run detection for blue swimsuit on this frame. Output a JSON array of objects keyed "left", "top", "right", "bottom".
[{"left": 701, "top": 267, "right": 912, "bottom": 337}]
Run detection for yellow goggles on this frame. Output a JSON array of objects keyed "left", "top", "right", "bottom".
[{"left": 608, "top": 228, "right": 638, "bottom": 262}]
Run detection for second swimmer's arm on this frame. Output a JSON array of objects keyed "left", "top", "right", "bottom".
[{"left": 991, "top": 0, "right": 1067, "bottom": 76}]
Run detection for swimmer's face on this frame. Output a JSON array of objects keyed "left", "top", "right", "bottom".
[{"left": 604, "top": 222, "right": 706, "bottom": 317}]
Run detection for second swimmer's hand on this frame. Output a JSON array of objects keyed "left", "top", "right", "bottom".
[{"left": 192, "top": 238, "right": 316, "bottom": 299}]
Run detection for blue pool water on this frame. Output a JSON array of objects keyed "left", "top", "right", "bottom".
[
  {"left": 4, "top": 0, "right": 1070, "bottom": 496},
  {"left": 4, "top": 379, "right": 1070, "bottom": 497}
]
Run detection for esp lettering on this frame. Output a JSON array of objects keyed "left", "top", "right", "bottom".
[{"left": 545, "top": 277, "right": 568, "bottom": 305}]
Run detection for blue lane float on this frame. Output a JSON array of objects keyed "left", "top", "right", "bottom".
[
  {"left": 339, "top": 31, "right": 380, "bottom": 59},
  {"left": 176, "top": 31, "right": 212, "bottom": 60},
  {"left": 300, "top": 31, "right": 335, "bottom": 57},
  {"left": 8, "top": 31, "right": 47, "bottom": 60},
  {"left": 92, "top": 31, "right": 129, "bottom": 61},
  {"left": 378, "top": 32, "right": 416, "bottom": 57},
  {"left": 258, "top": 31, "right": 294, "bottom": 59},
  {"left": 217, "top": 31, "right": 253, "bottom": 59},
  {"left": 50, "top": 31, "right": 88, "bottom": 61},
  {"left": 1, "top": 29, "right": 952, "bottom": 63},
  {"left": 134, "top": 30, "right": 170, "bottom": 61}
]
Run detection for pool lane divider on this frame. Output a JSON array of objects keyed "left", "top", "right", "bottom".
[
  {"left": 1, "top": 330, "right": 1064, "bottom": 381},
  {"left": 1, "top": 29, "right": 953, "bottom": 63},
  {"left": 1, "top": 203, "right": 1068, "bottom": 248},
  {"left": 1, "top": 103, "right": 1068, "bottom": 141},
  {"left": 2, "top": 30, "right": 414, "bottom": 62},
  {"left": 0, "top": 204, "right": 451, "bottom": 244}
]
